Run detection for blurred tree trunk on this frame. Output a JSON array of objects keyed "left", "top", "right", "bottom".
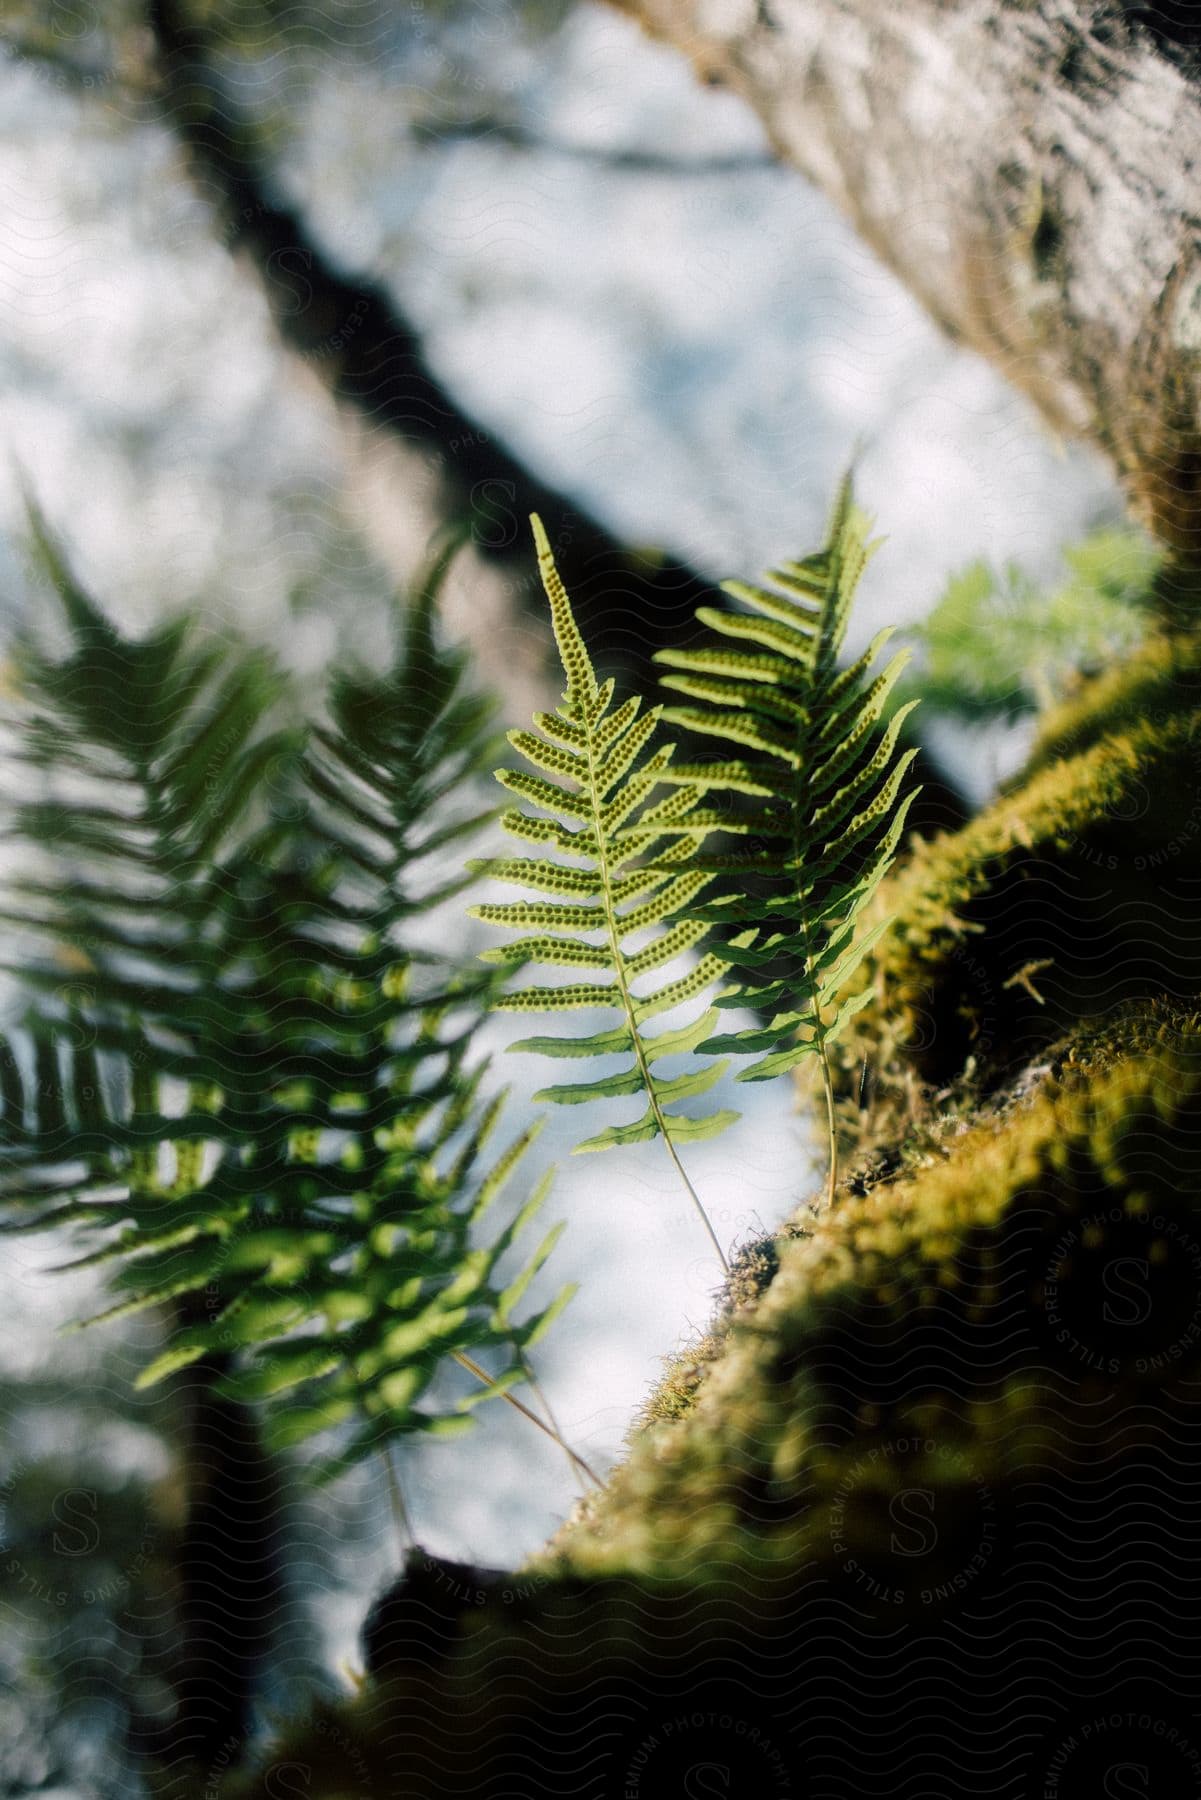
[
  {"left": 613, "top": 0, "right": 1201, "bottom": 567},
  {"left": 136, "top": 1337, "right": 287, "bottom": 1787}
]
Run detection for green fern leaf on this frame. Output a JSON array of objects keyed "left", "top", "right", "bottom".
[
  {"left": 471, "top": 515, "right": 738, "bottom": 1267},
  {"left": 908, "top": 526, "right": 1159, "bottom": 720},
  {"left": 654, "top": 480, "right": 921, "bottom": 1205}
]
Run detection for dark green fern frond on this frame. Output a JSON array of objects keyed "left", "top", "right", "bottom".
[
  {"left": 0, "top": 499, "right": 298, "bottom": 1052},
  {"left": 0, "top": 519, "right": 572, "bottom": 1480},
  {"left": 304, "top": 529, "right": 500, "bottom": 925},
  {"left": 654, "top": 482, "right": 921, "bottom": 1202},
  {"left": 470, "top": 515, "right": 738, "bottom": 1265}
]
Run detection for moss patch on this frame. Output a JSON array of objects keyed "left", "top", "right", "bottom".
[
  {"left": 549, "top": 1002, "right": 1201, "bottom": 1579},
  {"left": 1027, "top": 629, "right": 1201, "bottom": 772},
  {"left": 639, "top": 1223, "right": 810, "bottom": 1429},
  {"left": 829, "top": 702, "right": 1201, "bottom": 1137}
]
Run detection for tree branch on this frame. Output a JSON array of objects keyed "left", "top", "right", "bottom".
[{"left": 411, "top": 114, "right": 776, "bottom": 174}]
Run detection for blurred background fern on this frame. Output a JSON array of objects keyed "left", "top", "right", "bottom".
[
  {"left": 905, "top": 528, "right": 1161, "bottom": 724},
  {"left": 0, "top": 516, "right": 573, "bottom": 1778}
]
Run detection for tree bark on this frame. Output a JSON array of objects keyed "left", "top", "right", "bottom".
[{"left": 610, "top": 0, "right": 1201, "bottom": 563}]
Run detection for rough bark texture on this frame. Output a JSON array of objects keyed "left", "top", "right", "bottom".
[{"left": 611, "top": 0, "right": 1201, "bottom": 567}]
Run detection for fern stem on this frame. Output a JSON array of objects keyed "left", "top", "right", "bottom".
[
  {"left": 816, "top": 1030, "right": 839, "bottom": 1210},
  {"left": 791, "top": 671, "right": 844, "bottom": 1212},
  {"left": 660, "top": 1115, "right": 730, "bottom": 1273},
  {"left": 452, "top": 1350, "right": 603, "bottom": 1489},
  {"left": 794, "top": 747, "right": 841, "bottom": 1210},
  {"left": 521, "top": 1355, "right": 592, "bottom": 1500},
  {"left": 382, "top": 1443, "right": 415, "bottom": 1559},
  {"left": 583, "top": 726, "right": 731, "bottom": 1275}
]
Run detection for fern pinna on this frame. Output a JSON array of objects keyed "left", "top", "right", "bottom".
[
  {"left": 655, "top": 482, "right": 921, "bottom": 1207},
  {"left": 0, "top": 521, "right": 576, "bottom": 1496},
  {"left": 470, "top": 515, "right": 739, "bottom": 1270}
]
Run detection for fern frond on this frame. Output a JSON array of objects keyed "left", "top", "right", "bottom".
[
  {"left": 471, "top": 515, "right": 737, "bottom": 1268},
  {"left": 655, "top": 482, "right": 921, "bottom": 1206},
  {"left": 303, "top": 529, "right": 500, "bottom": 924},
  {"left": 0, "top": 522, "right": 572, "bottom": 1481},
  {"left": 0, "top": 499, "right": 297, "bottom": 1037},
  {"left": 0, "top": 1006, "right": 568, "bottom": 1467}
]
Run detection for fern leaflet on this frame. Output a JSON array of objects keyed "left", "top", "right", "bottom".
[{"left": 655, "top": 480, "right": 921, "bottom": 1207}]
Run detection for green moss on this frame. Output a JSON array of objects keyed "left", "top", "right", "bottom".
[
  {"left": 1027, "top": 630, "right": 1201, "bottom": 772},
  {"left": 639, "top": 1225, "right": 810, "bottom": 1429},
  {"left": 827, "top": 702, "right": 1201, "bottom": 1125},
  {"left": 551, "top": 1001, "right": 1201, "bottom": 1581}
]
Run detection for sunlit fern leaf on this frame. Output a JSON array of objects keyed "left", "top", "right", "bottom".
[
  {"left": 469, "top": 514, "right": 739, "bottom": 1165},
  {"left": 0, "top": 516, "right": 570, "bottom": 1477},
  {"left": 653, "top": 481, "right": 921, "bottom": 1122}
]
